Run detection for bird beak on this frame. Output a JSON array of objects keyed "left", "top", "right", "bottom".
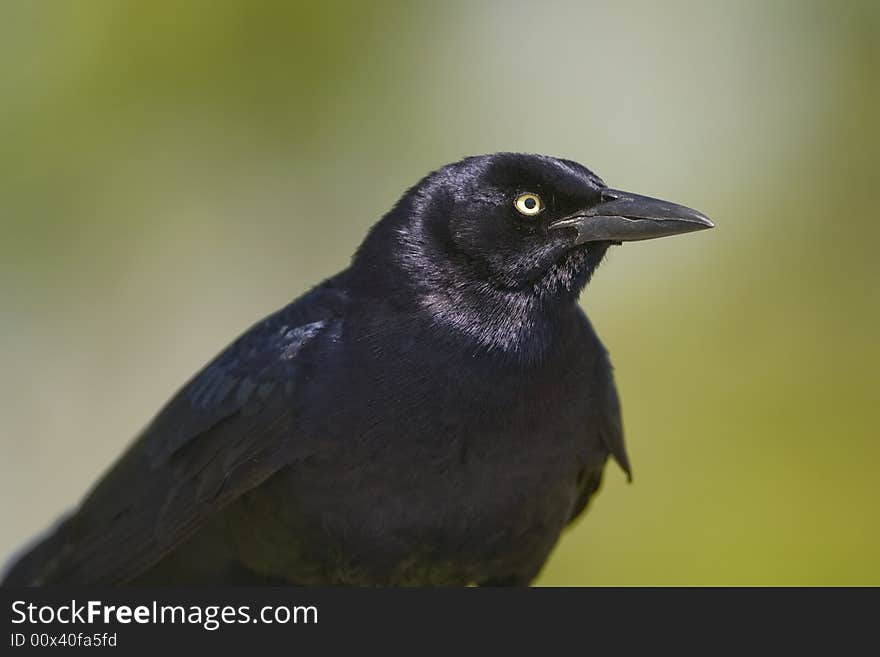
[{"left": 550, "top": 189, "right": 714, "bottom": 245}]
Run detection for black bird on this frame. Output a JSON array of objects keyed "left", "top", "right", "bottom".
[{"left": 2, "top": 153, "right": 712, "bottom": 586}]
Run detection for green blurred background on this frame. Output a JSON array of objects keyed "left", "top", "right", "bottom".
[{"left": 2, "top": 1, "right": 878, "bottom": 585}]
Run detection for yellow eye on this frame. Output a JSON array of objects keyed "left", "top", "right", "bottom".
[{"left": 514, "top": 193, "right": 543, "bottom": 216}]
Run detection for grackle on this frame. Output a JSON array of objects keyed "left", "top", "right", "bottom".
[{"left": 2, "top": 153, "right": 713, "bottom": 586}]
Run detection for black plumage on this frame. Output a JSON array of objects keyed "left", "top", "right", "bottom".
[{"left": 2, "top": 153, "right": 712, "bottom": 586}]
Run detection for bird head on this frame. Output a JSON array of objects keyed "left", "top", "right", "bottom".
[
  {"left": 356, "top": 153, "right": 713, "bottom": 302},
  {"left": 351, "top": 153, "right": 713, "bottom": 354}
]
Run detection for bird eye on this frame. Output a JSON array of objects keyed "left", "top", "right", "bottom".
[{"left": 514, "top": 193, "right": 543, "bottom": 217}]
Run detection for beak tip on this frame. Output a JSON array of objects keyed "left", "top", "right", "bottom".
[
  {"left": 678, "top": 208, "right": 714, "bottom": 233},
  {"left": 695, "top": 216, "right": 715, "bottom": 230}
]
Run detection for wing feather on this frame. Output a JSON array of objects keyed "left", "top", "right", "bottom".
[
  {"left": 567, "top": 308, "right": 631, "bottom": 526},
  {"left": 4, "top": 278, "right": 347, "bottom": 585}
]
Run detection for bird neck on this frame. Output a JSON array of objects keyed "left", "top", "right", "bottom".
[
  {"left": 349, "top": 261, "right": 579, "bottom": 365},
  {"left": 413, "top": 281, "right": 578, "bottom": 363}
]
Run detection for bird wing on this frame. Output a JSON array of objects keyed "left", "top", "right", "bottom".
[
  {"left": 10, "top": 278, "right": 348, "bottom": 585},
  {"left": 568, "top": 309, "right": 631, "bottom": 525},
  {"left": 593, "top": 350, "right": 631, "bottom": 481}
]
